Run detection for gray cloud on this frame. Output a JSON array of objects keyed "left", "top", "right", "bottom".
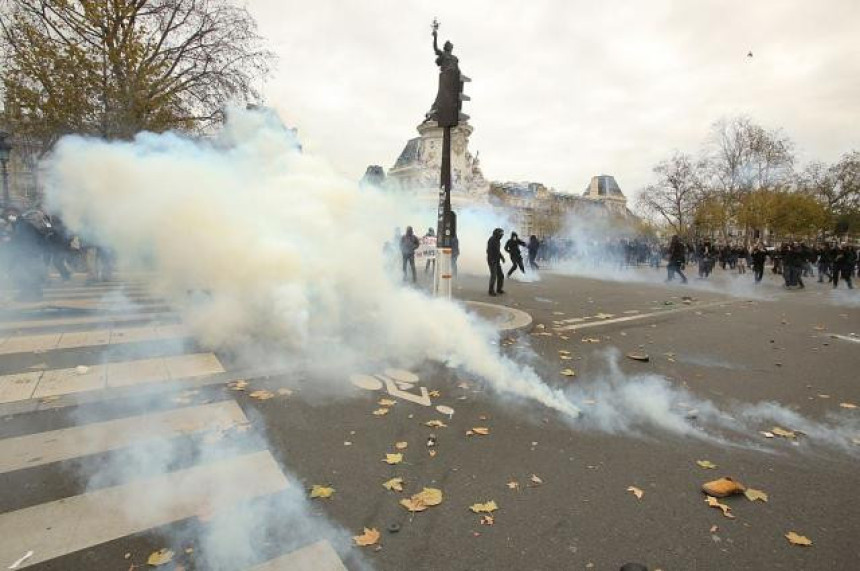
[{"left": 249, "top": 0, "right": 860, "bottom": 199}]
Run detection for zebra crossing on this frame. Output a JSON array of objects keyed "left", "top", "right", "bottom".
[{"left": 0, "top": 277, "right": 349, "bottom": 570}]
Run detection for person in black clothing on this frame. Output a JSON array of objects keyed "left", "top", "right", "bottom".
[
  {"left": 527, "top": 235, "right": 540, "bottom": 270},
  {"left": 505, "top": 232, "right": 526, "bottom": 277},
  {"left": 400, "top": 226, "right": 420, "bottom": 283},
  {"left": 751, "top": 244, "right": 767, "bottom": 283},
  {"left": 487, "top": 228, "right": 506, "bottom": 296},
  {"left": 786, "top": 243, "right": 805, "bottom": 288},
  {"left": 832, "top": 244, "right": 855, "bottom": 289},
  {"left": 817, "top": 245, "right": 832, "bottom": 283},
  {"left": 450, "top": 234, "right": 460, "bottom": 277},
  {"left": 698, "top": 240, "right": 713, "bottom": 278},
  {"left": 666, "top": 235, "right": 688, "bottom": 283}
]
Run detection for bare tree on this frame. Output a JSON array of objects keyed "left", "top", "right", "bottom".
[
  {"left": 637, "top": 152, "right": 705, "bottom": 237},
  {"left": 1, "top": 0, "right": 273, "bottom": 151}
]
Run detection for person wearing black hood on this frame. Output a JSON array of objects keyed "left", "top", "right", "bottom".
[
  {"left": 751, "top": 243, "right": 767, "bottom": 283},
  {"left": 505, "top": 231, "right": 527, "bottom": 277},
  {"left": 400, "top": 226, "right": 420, "bottom": 283},
  {"left": 666, "top": 235, "right": 688, "bottom": 283},
  {"left": 487, "top": 228, "right": 506, "bottom": 296}
]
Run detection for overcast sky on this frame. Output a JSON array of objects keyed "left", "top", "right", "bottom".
[{"left": 248, "top": 0, "right": 860, "bottom": 201}]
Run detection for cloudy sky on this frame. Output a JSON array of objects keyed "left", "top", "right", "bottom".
[{"left": 248, "top": 0, "right": 860, "bottom": 201}]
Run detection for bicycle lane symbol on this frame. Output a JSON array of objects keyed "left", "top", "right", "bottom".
[{"left": 350, "top": 369, "right": 432, "bottom": 407}]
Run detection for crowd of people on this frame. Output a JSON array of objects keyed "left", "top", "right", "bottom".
[
  {"left": 0, "top": 208, "right": 114, "bottom": 300},
  {"left": 664, "top": 235, "right": 857, "bottom": 289}
]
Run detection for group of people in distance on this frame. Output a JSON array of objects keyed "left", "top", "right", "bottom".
[
  {"left": 665, "top": 234, "right": 857, "bottom": 289},
  {"left": 486, "top": 229, "right": 540, "bottom": 296}
]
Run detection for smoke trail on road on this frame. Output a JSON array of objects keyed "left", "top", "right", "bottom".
[{"left": 565, "top": 349, "right": 859, "bottom": 454}]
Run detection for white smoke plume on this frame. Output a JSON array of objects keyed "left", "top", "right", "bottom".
[{"left": 44, "top": 107, "right": 579, "bottom": 413}]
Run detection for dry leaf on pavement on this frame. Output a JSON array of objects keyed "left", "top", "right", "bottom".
[
  {"left": 530, "top": 474, "right": 543, "bottom": 485},
  {"left": 840, "top": 402, "right": 857, "bottom": 409},
  {"left": 627, "top": 486, "right": 644, "bottom": 500},
  {"left": 507, "top": 480, "right": 519, "bottom": 490},
  {"left": 771, "top": 427, "right": 796, "bottom": 438},
  {"left": 310, "top": 485, "right": 335, "bottom": 499},
  {"left": 470, "top": 500, "right": 498, "bottom": 513},
  {"left": 425, "top": 420, "right": 447, "bottom": 428},
  {"left": 249, "top": 390, "right": 274, "bottom": 400},
  {"left": 480, "top": 515, "right": 495, "bottom": 525},
  {"left": 378, "top": 398, "right": 396, "bottom": 406},
  {"left": 383, "top": 477, "right": 404, "bottom": 492},
  {"left": 147, "top": 549, "right": 174, "bottom": 566},
  {"left": 428, "top": 390, "right": 441, "bottom": 397},
  {"left": 560, "top": 369, "right": 576, "bottom": 377},
  {"left": 228, "top": 380, "right": 248, "bottom": 391},
  {"left": 400, "top": 488, "right": 443, "bottom": 512},
  {"left": 744, "top": 488, "right": 768, "bottom": 502},
  {"left": 705, "top": 496, "right": 734, "bottom": 518},
  {"left": 353, "top": 528, "right": 381, "bottom": 547},
  {"left": 582, "top": 337, "right": 601, "bottom": 343},
  {"left": 696, "top": 460, "right": 718, "bottom": 469},
  {"left": 470, "top": 427, "right": 490, "bottom": 435},
  {"left": 395, "top": 441, "right": 408, "bottom": 450},
  {"left": 372, "top": 408, "right": 390, "bottom": 416},
  {"left": 383, "top": 453, "right": 403, "bottom": 465},
  {"left": 785, "top": 531, "right": 812, "bottom": 546}
]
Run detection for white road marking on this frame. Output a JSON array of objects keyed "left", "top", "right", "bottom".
[
  {"left": 0, "top": 353, "right": 224, "bottom": 404},
  {"left": 0, "top": 312, "right": 177, "bottom": 333},
  {"left": 0, "top": 451, "right": 288, "bottom": 568},
  {"left": 0, "top": 325, "right": 189, "bottom": 355},
  {"left": 246, "top": 540, "right": 348, "bottom": 571},
  {"left": 830, "top": 333, "right": 860, "bottom": 344},
  {"left": 0, "top": 401, "right": 248, "bottom": 474},
  {"left": 553, "top": 301, "right": 734, "bottom": 332}
]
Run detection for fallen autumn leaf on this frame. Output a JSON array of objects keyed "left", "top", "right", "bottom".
[
  {"left": 383, "top": 453, "right": 403, "bottom": 465},
  {"left": 383, "top": 477, "right": 404, "bottom": 492},
  {"left": 147, "top": 548, "right": 174, "bottom": 566},
  {"left": 470, "top": 500, "right": 499, "bottom": 513},
  {"left": 310, "top": 485, "right": 335, "bottom": 499},
  {"left": 353, "top": 527, "right": 381, "bottom": 547},
  {"left": 785, "top": 531, "right": 812, "bottom": 546},
  {"left": 627, "top": 486, "right": 644, "bottom": 500}
]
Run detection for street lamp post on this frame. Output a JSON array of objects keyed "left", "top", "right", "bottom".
[
  {"left": 428, "top": 19, "right": 469, "bottom": 298},
  {"left": 0, "top": 131, "right": 12, "bottom": 207}
]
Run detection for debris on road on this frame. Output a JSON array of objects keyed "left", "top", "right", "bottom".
[
  {"left": 530, "top": 474, "right": 543, "bottom": 486},
  {"left": 383, "top": 478, "right": 404, "bottom": 492},
  {"left": 383, "top": 453, "right": 403, "bottom": 465},
  {"left": 400, "top": 488, "right": 443, "bottom": 512},
  {"left": 425, "top": 420, "right": 447, "bottom": 428},
  {"left": 744, "top": 488, "right": 768, "bottom": 502},
  {"left": 771, "top": 427, "right": 797, "bottom": 439},
  {"left": 470, "top": 500, "right": 498, "bottom": 513},
  {"left": 626, "top": 352, "right": 650, "bottom": 362},
  {"left": 507, "top": 480, "right": 519, "bottom": 491},
  {"left": 696, "top": 460, "right": 718, "bottom": 469},
  {"left": 627, "top": 486, "right": 644, "bottom": 500},
  {"left": 227, "top": 380, "right": 248, "bottom": 391},
  {"left": 248, "top": 390, "right": 274, "bottom": 400},
  {"left": 395, "top": 441, "right": 408, "bottom": 450},
  {"left": 702, "top": 477, "right": 746, "bottom": 498},
  {"left": 840, "top": 402, "right": 857, "bottom": 409},
  {"left": 378, "top": 398, "right": 396, "bottom": 406},
  {"left": 785, "top": 531, "right": 812, "bottom": 546},
  {"left": 560, "top": 369, "right": 576, "bottom": 377},
  {"left": 705, "top": 496, "right": 734, "bottom": 518},
  {"left": 353, "top": 528, "right": 380, "bottom": 547},
  {"left": 372, "top": 408, "right": 390, "bottom": 416},
  {"left": 147, "top": 548, "right": 174, "bottom": 566},
  {"left": 467, "top": 427, "right": 490, "bottom": 436},
  {"left": 310, "top": 485, "right": 335, "bottom": 499}
]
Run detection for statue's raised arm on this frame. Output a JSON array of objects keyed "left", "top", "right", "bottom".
[{"left": 432, "top": 18, "right": 442, "bottom": 55}]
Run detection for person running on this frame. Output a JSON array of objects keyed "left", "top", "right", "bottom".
[
  {"left": 504, "top": 231, "right": 526, "bottom": 277},
  {"left": 832, "top": 244, "right": 855, "bottom": 289},
  {"left": 751, "top": 243, "right": 767, "bottom": 284},
  {"left": 527, "top": 235, "right": 540, "bottom": 270},
  {"left": 666, "top": 235, "right": 688, "bottom": 283},
  {"left": 487, "top": 228, "right": 505, "bottom": 296},
  {"left": 400, "top": 226, "right": 419, "bottom": 283}
]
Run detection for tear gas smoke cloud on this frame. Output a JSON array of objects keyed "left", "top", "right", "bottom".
[
  {"left": 44, "top": 107, "right": 575, "bottom": 415},
  {"left": 566, "top": 350, "right": 859, "bottom": 454}
]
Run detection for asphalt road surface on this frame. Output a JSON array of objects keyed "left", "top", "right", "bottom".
[{"left": 0, "top": 266, "right": 857, "bottom": 571}]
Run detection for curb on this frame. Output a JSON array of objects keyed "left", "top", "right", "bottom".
[{"left": 462, "top": 300, "right": 533, "bottom": 334}]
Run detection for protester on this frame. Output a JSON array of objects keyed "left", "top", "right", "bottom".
[
  {"left": 422, "top": 227, "right": 436, "bottom": 275},
  {"left": 487, "top": 227, "right": 505, "bottom": 296},
  {"left": 832, "top": 243, "right": 855, "bottom": 289},
  {"left": 451, "top": 234, "right": 460, "bottom": 277},
  {"left": 527, "top": 235, "right": 540, "bottom": 270},
  {"left": 400, "top": 226, "right": 419, "bottom": 283},
  {"left": 751, "top": 243, "right": 767, "bottom": 284},
  {"left": 666, "top": 235, "right": 688, "bottom": 283},
  {"left": 504, "top": 231, "right": 526, "bottom": 277}
]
